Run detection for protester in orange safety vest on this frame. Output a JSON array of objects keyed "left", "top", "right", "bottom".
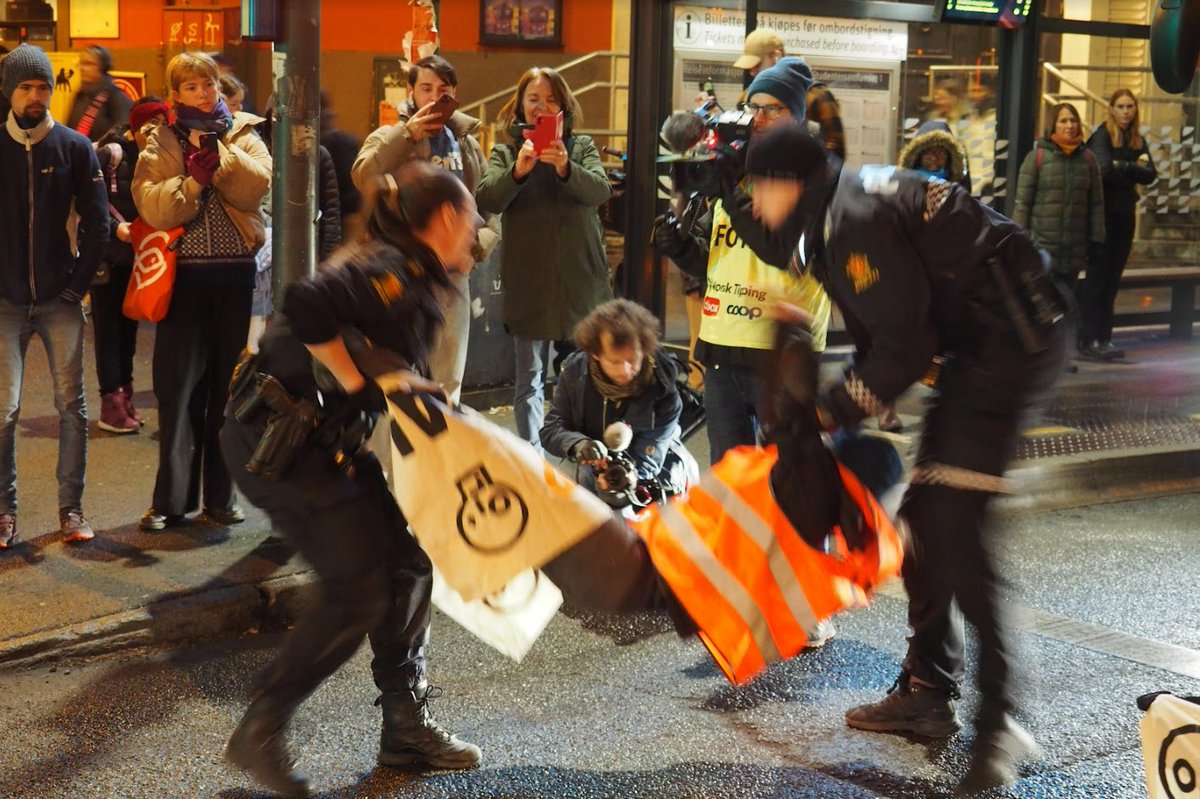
[{"left": 542, "top": 310, "right": 906, "bottom": 686}]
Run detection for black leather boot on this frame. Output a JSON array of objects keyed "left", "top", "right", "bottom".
[
  {"left": 377, "top": 682, "right": 482, "bottom": 770},
  {"left": 224, "top": 696, "right": 310, "bottom": 798}
]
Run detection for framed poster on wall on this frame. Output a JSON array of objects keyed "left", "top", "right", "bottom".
[
  {"left": 373, "top": 56, "right": 409, "bottom": 130},
  {"left": 480, "top": 0, "right": 562, "bottom": 48}
]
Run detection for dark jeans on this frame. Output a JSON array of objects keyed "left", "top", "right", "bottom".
[
  {"left": 1080, "top": 207, "right": 1136, "bottom": 345},
  {"left": 220, "top": 415, "right": 431, "bottom": 710},
  {"left": 901, "top": 325, "right": 1065, "bottom": 732},
  {"left": 151, "top": 279, "right": 251, "bottom": 515},
  {"left": 703, "top": 362, "right": 762, "bottom": 465},
  {"left": 91, "top": 264, "right": 138, "bottom": 394}
]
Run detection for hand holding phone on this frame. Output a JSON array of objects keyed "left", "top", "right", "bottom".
[
  {"left": 200, "top": 131, "right": 220, "bottom": 154},
  {"left": 431, "top": 93, "right": 459, "bottom": 124},
  {"left": 522, "top": 111, "right": 563, "bottom": 155}
]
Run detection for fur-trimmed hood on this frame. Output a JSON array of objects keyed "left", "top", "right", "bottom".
[{"left": 898, "top": 119, "right": 968, "bottom": 183}]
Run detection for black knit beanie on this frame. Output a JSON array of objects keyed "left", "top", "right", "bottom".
[{"left": 745, "top": 123, "right": 829, "bottom": 181}]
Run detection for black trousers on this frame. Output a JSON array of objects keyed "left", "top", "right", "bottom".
[
  {"left": 151, "top": 279, "right": 251, "bottom": 515},
  {"left": 90, "top": 264, "right": 138, "bottom": 394},
  {"left": 901, "top": 324, "right": 1065, "bottom": 732},
  {"left": 1080, "top": 207, "right": 1136, "bottom": 345},
  {"left": 220, "top": 415, "right": 431, "bottom": 710}
]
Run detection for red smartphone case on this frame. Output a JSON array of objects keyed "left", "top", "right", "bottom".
[{"left": 524, "top": 111, "right": 564, "bottom": 154}]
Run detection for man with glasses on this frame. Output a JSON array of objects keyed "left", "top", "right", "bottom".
[{"left": 655, "top": 57, "right": 831, "bottom": 473}]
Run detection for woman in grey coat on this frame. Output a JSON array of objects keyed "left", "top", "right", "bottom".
[{"left": 476, "top": 66, "right": 612, "bottom": 451}]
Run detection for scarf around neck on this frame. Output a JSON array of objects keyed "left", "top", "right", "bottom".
[
  {"left": 6, "top": 109, "right": 54, "bottom": 146},
  {"left": 173, "top": 97, "right": 233, "bottom": 136},
  {"left": 589, "top": 354, "right": 656, "bottom": 402},
  {"left": 1050, "top": 132, "right": 1081, "bottom": 155}
]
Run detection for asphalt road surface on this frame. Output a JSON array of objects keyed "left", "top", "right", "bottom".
[{"left": 3, "top": 492, "right": 1200, "bottom": 799}]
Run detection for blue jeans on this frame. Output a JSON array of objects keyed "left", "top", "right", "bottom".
[
  {"left": 703, "top": 362, "right": 763, "bottom": 465},
  {"left": 0, "top": 298, "right": 88, "bottom": 513},
  {"left": 513, "top": 337, "right": 550, "bottom": 451}
]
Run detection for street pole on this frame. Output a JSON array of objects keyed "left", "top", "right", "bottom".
[{"left": 271, "top": 0, "right": 321, "bottom": 309}]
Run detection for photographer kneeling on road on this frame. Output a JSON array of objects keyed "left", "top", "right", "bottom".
[
  {"left": 654, "top": 56, "right": 831, "bottom": 466},
  {"left": 540, "top": 299, "right": 698, "bottom": 509}
]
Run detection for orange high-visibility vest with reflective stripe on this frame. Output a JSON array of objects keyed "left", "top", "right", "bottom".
[{"left": 633, "top": 445, "right": 903, "bottom": 685}]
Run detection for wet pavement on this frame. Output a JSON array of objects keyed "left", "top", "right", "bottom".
[
  {"left": 1, "top": 325, "right": 1200, "bottom": 797},
  {"left": 3, "top": 490, "right": 1199, "bottom": 798}
]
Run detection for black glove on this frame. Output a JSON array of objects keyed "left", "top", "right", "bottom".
[
  {"left": 346, "top": 379, "right": 388, "bottom": 415},
  {"left": 570, "top": 438, "right": 607, "bottom": 463},
  {"left": 652, "top": 215, "right": 690, "bottom": 260}
]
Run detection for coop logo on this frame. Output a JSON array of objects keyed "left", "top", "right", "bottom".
[
  {"left": 726, "top": 304, "right": 764, "bottom": 320},
  {"left": 702, "top": 295, "right": 721, "bottom": 316}
]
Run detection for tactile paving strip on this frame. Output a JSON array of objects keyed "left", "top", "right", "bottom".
[{"left": 1018, "top": 386, "right": 1200, "bottom": 460}]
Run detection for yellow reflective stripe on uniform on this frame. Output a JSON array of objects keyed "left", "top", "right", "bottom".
[
  {"left": 657, "top": 500, "right": 783, "bottom": 665},
  {"left": 698, "top": 473, "right": 821, "bottom": 637}
]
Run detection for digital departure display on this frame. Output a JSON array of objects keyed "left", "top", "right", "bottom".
[{"left": 938, "top": 0, "right": 1035, "bottom": 27}]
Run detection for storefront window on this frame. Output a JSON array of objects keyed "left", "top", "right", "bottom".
[
  {"left": 1040, "top": 29, "right": 1199, "bottom": 312},
  {"left": 1042, "top": 0, "right": 1154, "bottom": 24},
  {"left": 904, "top": 23, "right": 1003, "bottom": 200}
]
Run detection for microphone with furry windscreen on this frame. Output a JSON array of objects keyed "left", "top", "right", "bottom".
[
  {"left": 602, "top": 421, "right": 633, "bottom": 454},
  {"left": 660, "top": 111, "right": 709, "bottom": 155}
]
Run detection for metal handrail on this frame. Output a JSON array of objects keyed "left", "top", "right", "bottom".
[{"left": 459, "top": 50, "right": 629, "bottom": 121}]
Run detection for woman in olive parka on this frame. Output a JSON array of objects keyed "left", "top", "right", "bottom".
[{"left": 476, "top": 66, "right": 612, "bottom": 451}]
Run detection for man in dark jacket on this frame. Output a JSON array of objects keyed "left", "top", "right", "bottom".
[
  {"left": 66, "top": 45, "right": 132, "bottom": 142},
  {"left": 540, "top": 299, "right": 698, "bottom": 505},
  {"left": 0, "top": 44, "right": 109, "bottom": 547},
  {"left": 740, "top": 123, "right": 1067, "bottom": 793}
]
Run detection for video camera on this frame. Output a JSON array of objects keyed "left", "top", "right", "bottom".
[
  {"left": 594, "top": 422, "right": 671, "bottom": 509},
  {"left": 659, "top": 107, "right": 754, "bottom": 198}
]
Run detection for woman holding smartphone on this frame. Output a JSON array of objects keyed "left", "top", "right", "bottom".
[
  {"left": 476, "top": 66, "right": 612, "bottom": 452},
  {"left": 132, "top": 51, "right": 271, "bottom": 531}
]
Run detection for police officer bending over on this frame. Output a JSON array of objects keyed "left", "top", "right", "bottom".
[
  {"left": 219, "top": 161, "right": 484, "bottom": 798},
  {"left": 741, "top": 124, "right": 1068, "bottom": 793}
]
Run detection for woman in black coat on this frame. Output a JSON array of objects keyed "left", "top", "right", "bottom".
[{"left": 1081, "top": 88, "right": 1157, "bottom": 360}]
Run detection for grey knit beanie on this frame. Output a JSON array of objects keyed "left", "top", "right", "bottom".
[{"left": 2, "top": 44, "right": 55, "bottom": 99}]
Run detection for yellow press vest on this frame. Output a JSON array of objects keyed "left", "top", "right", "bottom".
[{"left": 700, "top": 199, "right": 831, "bottom": 352}]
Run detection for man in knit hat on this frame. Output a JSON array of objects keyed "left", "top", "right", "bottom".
[
  {"left": 0, "top": 44, "right": 109, "bottom": 547},
  {"left": 653, "top": 57, "right": 833, "bottom": 654},
  {"left": 741, "top": 121, "right": 1068, "bottom": 793}
]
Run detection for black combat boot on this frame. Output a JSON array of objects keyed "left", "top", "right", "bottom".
[
  {"left": 956, "top": 713, "right": 1042, "bottom": 794},
  {"left": 844, "top": 672, "right": 962, "bottom": 738},
  {"left": 224, "top": 696, "right": 310, "bottom": 798},
  {"left": 377, "top": 682, "right": 482, "bottom": 770}
]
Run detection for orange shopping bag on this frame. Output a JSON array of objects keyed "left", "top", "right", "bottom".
[{"left": 122, "top": 217, "right": 185, "bottom": 322}]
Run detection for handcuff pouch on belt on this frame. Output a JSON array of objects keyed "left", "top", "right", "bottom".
[{"left": 228, "top": 356, "right": 319, "bottom": 481}]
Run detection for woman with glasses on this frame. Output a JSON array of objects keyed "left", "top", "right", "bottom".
[{"left": 476, "top": 67, "right": 612, "bottom": 452}]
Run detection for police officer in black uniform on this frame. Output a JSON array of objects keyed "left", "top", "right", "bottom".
[
  {"left": 738, "top": 124, "right": 1068, "bottom": 793},
  {"left": 219, "top": 161, "right": 484, "bottom": 798}
]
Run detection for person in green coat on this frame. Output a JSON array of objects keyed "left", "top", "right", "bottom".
[
  {"left": 1013, "top": 102, "right": 1105, "bottom": 311},
  {"left": 476, "top": 66, "right": 612, "bottom": 451}
]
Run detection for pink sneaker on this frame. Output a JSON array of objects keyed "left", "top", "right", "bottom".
[
  {"left": 120, "top": 383, "right": 145, "bottom": 427},
  {"left": 98, "top": 391, "right": 138, "bottom": 434}
]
